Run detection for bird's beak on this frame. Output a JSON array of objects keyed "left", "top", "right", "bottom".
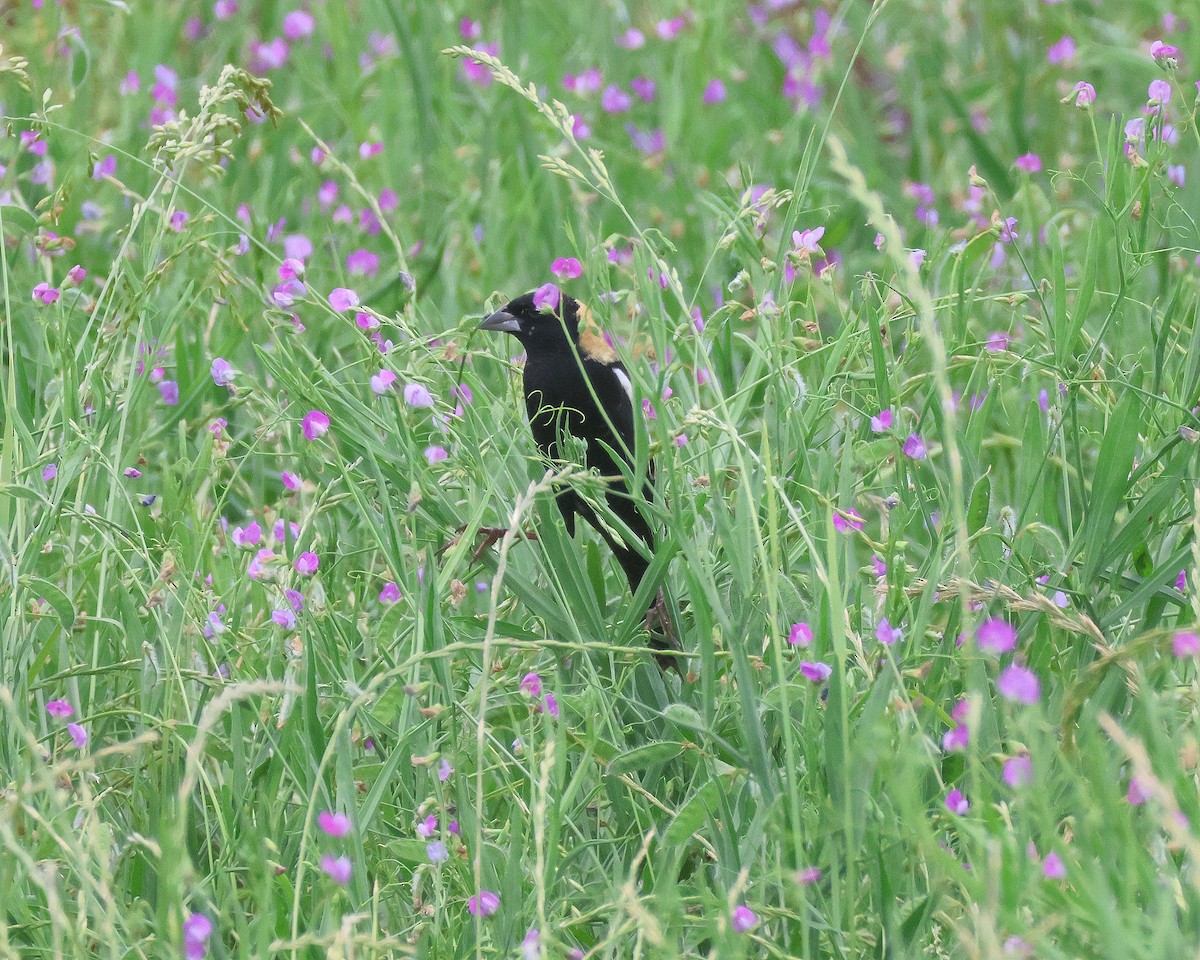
[{"left": 479, "top": 309, "right": 521, "bottom": 334}]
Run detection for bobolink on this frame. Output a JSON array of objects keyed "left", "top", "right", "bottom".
[{"left": 481, "top": 291, "right": 675, "bottom": 658}]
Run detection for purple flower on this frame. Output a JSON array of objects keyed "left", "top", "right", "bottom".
[
  {"left": 271, "top": 279, "right": 306, "bottom": 306},
  {"left": 702, "top": 78, "right": 727, "bottom": 104},
  {"left": 379, "top": 582, "right": 401, "bottom": 604},
  {"left": 1150, "top": 40, "right": 1178, "bottom": 61},
  {"left": 998, "top": 217, "right": 1018, "bottom": 244},
  {"left": 997, "top": 664, "right": 1040, "bottom": 705},
  {"left": 416, "top": 814, "right": 437, "bottom": 838},
  {"left": 283, "top": 9, "right": 314, "bottom": 39},
  {"left": 210, "top": 358, "right": 235, "bottom": 386},
  {"left": 426, "top": 840, "right": 449, "bottom": 863},
  {"left": 67, "top": 722, "right": 88, "bottom": 749},
  {"left": 986, "top": 331, "right": 1009, "bottom": 353},
  {"left": 320, "top": 854, "right": 352, "bottom": 885},
  {"left": 797, "top": 866, "right": 822, "bottom": 885},
  {"left": 870, "top": 555, "right": 887, "bottom": 578},
  {"left": 902, "top": 433, "right": 927, "bottom": 460},
  {"left": 318, "top": 810, "right": 352, "bottom": 837},
  {"left": 543, "top": 692, "right": 559, "bottom": 719},
  {"left": 461, "top": 44, "right": 498, "bottom": 86},
  {"left": 46, "top": 699, "right": 73, "bottom": 718},
  {"left": 424, "top": 445, "right": 448, "bottom": 464},
  {"left": 942, "top": 723, "right": 969, "bottom": 752},
  {"left": 346, "top": 248, "right": 380, "bottom": 277},
  {"left": 876, "top": 618, "right": 903, "bottom": 646},
  {"left": 158, "top": 381, "right": 180, "bottom": 405},
  {"left": 630, "top": 76, "right": 656, "bottom": 101},
  {"left": 731, "top": 905, "right": 758, "bottom": 933},
  {"left": 231, "top": 521, "right": 262, "bottom": 547},
  {"left": 281, "top": 471, "right": 302, "bottom": 492},
  {"left": 1015, "top": 153, "right": 1042, "bottom": 174},
  {"left": 42, "top": 463, "right": 57, "bottom": 482},
  {"left": 909, "top": 249, "right": 927, "bottom": 270},
  {"left": 617, "top": 28, "right": 645, "bottom": 49},
  {"left": 468, "top": 890, "right": 500, "bottom": 917},
  {"left": 945, "top": 788, "right": 969, "bottom": 815},
  {"left": 1042, "top": 850, "right": 1066, "bottom": 879},
  {"left": 977, "top": 618, "right": 1017, "bottom": 653},
  {"left": 271, "top": 608, "right": 296, "bottom": 629},
  {"left": 302, "top": 410, "right": 330, "bottom": 440},
  {"left": 295, "top": 552, "right": 319, "bottom": 576},
  {"left": 1003, "top": 755, "right": 1034, "bottom": 788},
  {"left": 370, "top": 369, "right": 397, "bottom": 395},
  {"left": 329, "top": 287, "right": 360, "bottom": 311},
  {"left": 182, "top": 913, "right": 213, "bottom": 960},
  {"left": 438, "top": 757, "right": 453, "bottom": 781},
  {"left": 800, "top": 661, "right": 832, "bottom": 682},
  {"left": 521, "top": 929, "right": 541, "bottom": 960},
  {"left": 1172, "top": 631, "right": 1200, "bottom": 657},
  {"left": 170, "top": 211, "right": 189, "bottom": 232},
  {"left": 1046, "top": 35, "right": 1075, "bottom": 65},
  {"left": 65, "top": 264, "right": 86, "bottom": 285},
  {"left": 656, "top": 16, "right": 686, "bottom": 40},
  {"left": 870, "top": 409, "right": 893, "bottom": 433},
  {"left": 551, "top": 257, "right": 582, "bottom": 280},
  {"left": 788, "top": 622, "right": 813, "bottom": 647},
  {"left": 601, "top": 84, "right": 631, "bottom": 113},
  {"left": 832, "top": 509, "right": 863, "bottom": 533},
  {"left": 403, "top": 383, "right": 434, "bottom": 408},
  {"left": 1072, "top": 81, "right": 1096, "bottom": 107},
  {"left": 532, "top": 282, "right": 560, "bottom": 312},
  {"left": 520, "top": 672, "right": 542, "bottom": 697},
  {"left": 32, "top": 282, "right": 60, "bottom": 304},
  {"left": 1127, "top": 777, "right": 1148, "bottom": 805},
  {"left": 792, "top": 227, "right": 825, "bottom": 253}
]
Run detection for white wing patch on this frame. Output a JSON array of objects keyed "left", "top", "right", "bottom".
[{"left": 613, "top": 367, "right": 633, "bottom": 401}]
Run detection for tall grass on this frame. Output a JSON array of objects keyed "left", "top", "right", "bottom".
[{"left": 2, "top": 2, "right": 1199, "bottom": 958}]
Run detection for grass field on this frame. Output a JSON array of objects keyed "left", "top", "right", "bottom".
[{"left": 3, "top": 1, "right": 1200, "bottom": 957}]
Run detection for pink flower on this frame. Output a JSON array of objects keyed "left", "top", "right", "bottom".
[
  {"left": 551, "top": 257, "right": 582, "bottom": 279},
  {"left": 416, "top": 813, "right": 437, "bottom": 838},
  {"left": 32, "top": 283, "right": 60, "bottom": 305},
  {"left": 271, "top": 608, "right": 296, "bottom": 629},
  {"left": 329, "top": 287, "right": 360, "bottom": 311},
  {"left": 459, "top": 18, "right": 481, "bottom": 41},
  {"left": 1046, "top": 35, "right": 1075, "bottom": 65},
  {"left": 1015, "top": 153, "right": 1042, "bottom": 173},
  {"left": 986, "top": 331, "right": 1009, "bottom": 353},
  {"left": 702, "top": 78, "right": 727, "bottom": 104},
  {"left": 424, "top": 445, "right": 448, "bottom": 464},
  {"left": 283, "top": 9, "right": 314, "bottom": 40},
  {"left": 617, "top": 28, "right": 645, "bottom": 49},
  {"left": 295, "top": 552, "right": 319, "bottom": 576},
  {"left": 1127, "top": 777, "right": 1148, "bottom": 805},
  {"left": 1041, "top": 850, "right": 1066, "bottom": 879},
  {"left": 532, "top": 282, "right": 560, "bottom": 312},
  {"left": 731, "top": 905, "right": 758, "bottom": 933},
  {"left": 210, "top": 358, "right": 235, "bottom": 386},
  {"left": 1172, "top": 630, "right": 1200, "bottom": 656},
  {"left": 302, "top": 410, "right": 330, "bottom": 440},
  {"left": 46, "top": 699, "right": 73, "bottom": 718},
  {"left": 942, "top": 724, "right": 969, "bottom": 752},
  {"left": 656, "top": 16, "right": 686, "bottom": 40},
  {"left": 792, "top": 227, "right": 825, "bottom": 253},
  {"left": 832, "top": 509, "right": 863, "bottom": 533},
  {"left": 42, "top": 463, "right": 57, "bottom": 482},
  {"left": 788, "top": 622, "right": 813, "bottom": 646},
  {"left": 67, "top": 722, "right": 88, "bottom": 749},
  {"left": 1148, "top": 78, "right": 1172, "bottom": 106},
  {"left": 271, "top": 279, "right": 305, "bottom": 306},
  {"left": 601, "top": 84, "right": 631, "bottom": 113},
  {"left": 902, "top": 433, "right": 927, "bottom": 460},
  {"left": 543, "top": 692, "right": 559, "bottom": 718},
  {"left": 1150, "top": 40, "right": 1178, "bottom": 61},
  {"left": 870, "top": 555, "right": 887, "bottom": 578},
  {"left": 1071, "top": 81, "right": 1096, "bottom": 107},
  {"left": 318, "top": 810, "right": 352, "bottom": 837},
  {"left": 370, "top": 369, "right": 397, "bottom": 395},
  {"left": 997, "top": 664, "right": 1040, "bottom": 705},
  {"left": 231, "top": 521, "right": 262, "bottom": 547},
  {"left": 379, "top": 582, "right": 401, "bottom": 604},
  {"left": 426, "top": 840, "right": 448, "bottom": 863},
  {"left": 1003, "top": 755, "right": 1034, "bottom": 788},
  {"left": 170, "top": 211, "right": 189, "bottom": 232},
  {"left": 65, "top": 264, "right": 86, "bottom": 285},
  {"left": 182, "top": 913, "right": 213, "bottom": 960},
  {"left": 158, "top": 381, "right": 179, "bottom": 405},
  {"left": 630, "top": 76, "right": 656, "bottom": 101},
  {"left": 468, "top": 890, "right": 500, "bottom": 917},
  {"left": 403, "top": 383, "right": 434, "bottom": 408},
  {"left": 281, "top": 471, "right": 302, "bottom": 491},
  {"left": 346, "top": 248, "right": 380, "bottom": 277},
  {"left": 800, "top": 661, "right": 832, "bottom": 682},
  {"left": 320, "top": 854, "right": 352, "bottom": 885},
  {"left": 462, "top": 44, "right": 498, "bottom": 86},
  {"left": 945, "top": 788, "right": 969, "bottom": 815},
  {"left": 876, "top": 618, "right": 903, "bottom": 645},
  {"left": 520, "top": 672, "right": 543, "bottom": 697},
  {"left": 998, "top": 217, "right": 1018, "bottom": 243},
  {"left": 796, "top": 866, "right": 822, "bottom": 885},
  {"left": 870, "top": 409, "right": 893, "bottom": 433},
  {"left": 977, "top": 618, "right": 1017, "bottom": 653},
  {"left": 438, "top": 757, "right": 453, "bottom": 781},
  {"left": 909, "top": 249, "right": 927, "bottom": 270}
]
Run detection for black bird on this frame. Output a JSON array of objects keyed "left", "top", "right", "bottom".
[{"left": 480, "top": 291, "right": 675, "bottom": 656}]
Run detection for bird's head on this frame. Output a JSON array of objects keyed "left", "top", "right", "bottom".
[{"left": 479, "top": 291, "right": 581, "bottom": 349}]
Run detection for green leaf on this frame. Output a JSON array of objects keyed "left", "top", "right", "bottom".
[{"left": 606, "top": 741, "right": 686, "bottom": 777}]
